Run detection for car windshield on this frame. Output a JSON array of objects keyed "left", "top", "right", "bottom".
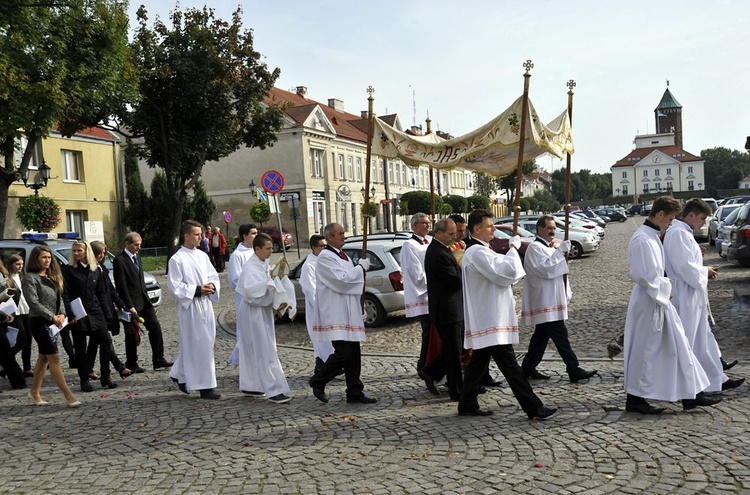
[{"left": 56, "top": 248, "right": 115, "bottom": 270}]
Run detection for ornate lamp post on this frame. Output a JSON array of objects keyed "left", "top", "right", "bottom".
[
  {"left": 248, "top": 178, "right": 256, "bottom": 196},
  {"left": 22, "top": 160, "right": 51, "bottom": 196}
]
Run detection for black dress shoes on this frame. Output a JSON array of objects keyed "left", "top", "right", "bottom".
[
  {"left": 130, "top": 365, "right": 146, "bottom": 374},
  {"left": 153, "top": 359, "right": 173, "bottom": 370},
  {"left": 80, "top": 379, "right": 94, "bottom": 392},
  {"left": 683, "top": 392, "right": 722, "bottom": 410},
  {"left": 528, "top": 406, "right": 558, "bottom": 420},
  {"left": 309, "top": 379, "right": 328, "bottom": 403},
  {"left": 569, "top": 369, "right": 598, "bottom": 383},
  {"left": 481, "top": 376, "right": 503, "bottom": 388},
  {"left": 722, "top": 378, "right": 745, "bottom": 390},
  {"left": 626, "top": 401, "right": 665, "bottom": 415},
  {"left": 346, "top": 395, "right": 377, "bottom": 404},
  {"left": 171, "top": 377, "right": 189, "bottom": 394},
  {"left": 101, "top": 377, "right": 118, "bottom": 389},
  {"left": 118, "top": 368, "right": 133, "bottom": 379},
  {"left": 525, "top": 369, "right": 550, "bottom": 380},
  {"left": 199, "top": 388, "right": 221, "bottom": 400},
  {"left": 722, "top": 359, "right": 738, "bottom": 371},
  {"left": 458, "top": 408, "right": 493, "bottom": 417},
  {"left": 419, "top": 370, "right": 439, "bottom": 395}
]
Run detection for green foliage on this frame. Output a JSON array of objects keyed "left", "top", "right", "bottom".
[
  {"left": 398, "top": 200, "right": 409, "bottom": 216},
  {"left": 474, "top": 172, "right": 500, "bottom": 196},
  {"left": 16, "top": 195, "right": 61, "bottom": 232},
  {"left": 533, "top": 189, "right": 560, "bottom": 212},
  {"left": 519, "top": 197, "right": 531, "bottom": 212},
  {"left": 442, "top": 194, "right": 468, "bottom": 213},
  {"left": 439, "top": 203, "right": 453, "bottom": 215},
  {"left": 467, "top": 195, "right": 491, "bottom": 211},
  {"left": 123, "top": 141, "right": 149, "bottom": 233},
  {"left": 0, "top": 0, "right": 134, "bottom": 234},
  {"left": 399, "top": 191, "right": 442, "bottom": 216},
  {"left": 551, "top": 168, "right": 613, "bottom": 202},
  {"left": 526, "top": 197, "right": 539, "bottom": 212},
  {"left": 183, "top": 180, "right": 216, "bottom": 227},
  {"left": 124, "top": 4, "right": 284, "bottom": 253},
  {"left": 360, "top": 201, "right": 377, "bottom": 217},
  {"left": 701, "top": 147, "right": 750, "bottom": 197},
  {"left": 250, "top": 201, "right": 271, "bottom": 227}
]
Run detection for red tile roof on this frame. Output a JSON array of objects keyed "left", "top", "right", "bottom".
[
  {"left": 265, "top": 87, "right": 387, "bottom": 144},
  {"left": 52, "top": 125, "right": 118, "bottom": 141},
  {"left": 612, "top": 145, "right": 701, "bottom": 168}
]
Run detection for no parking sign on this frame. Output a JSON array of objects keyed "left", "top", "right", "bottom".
[{"left": 261, "top": 170, "right": 285, "bottom": 194}]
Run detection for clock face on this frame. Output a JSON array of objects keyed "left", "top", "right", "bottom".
[{"left": 652, "top": 155, "right": 661, "bottom": 163}]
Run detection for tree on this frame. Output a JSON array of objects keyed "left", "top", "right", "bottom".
[
  {"left": 442, "top": 194, "right": 468, "bottom": 214},
  {"left": 0, "top": 0, "right": 134, "bottom": 235},
  {"left": 499, "top": 160, "right": 537, "bottom": 206},
  {"left": 701, "top": 147, "right": 750, "bottom": 197},
  {"left": 467, "top": 195, "right": 491, "bottom": 211},
  {"left": 124, "top": 5, "right": 284, "bottom": 254},
  {"left": 250, "top": 201, "right": 271, "bottom": 228},
  {"left": 183, "top": 180, "right": 215, "bottom": 228},
  {"left": 122, "top": 141, "right": 150, "bottom": 233},
  {"left": 533, "top": 189, "right": 560, "bottom": 212},
  {"left": 474, "top": 172, "right": 500, "bottom": 197},
  {"left": 399, "top": 191, "right": 442, "bottom": 216}
]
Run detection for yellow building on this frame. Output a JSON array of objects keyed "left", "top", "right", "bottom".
[{"left": 5, "top": 127, "right": 124, "bottom": 246}]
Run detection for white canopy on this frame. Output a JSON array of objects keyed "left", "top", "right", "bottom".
[{"left": 371, "top": 95, "right": 573, "bottom": 178}]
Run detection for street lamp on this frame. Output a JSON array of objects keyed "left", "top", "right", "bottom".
[
  {"left": 248, "top": 179, "right": 256, "bottom": 195},
  {"left": 21, "top": 160, "right": 51, "bottom": 196},
  {"left": 698, "top": 182, "right": 703, "bottom": 191},
  {"left": 616, "top": 188, "right": 620, "bottom": 196},
  {"left": 360, "top": 186, "right": 376, "bottom": 200}
]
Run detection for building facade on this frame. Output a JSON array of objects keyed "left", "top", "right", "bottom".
[{"left": 5, "top": 128, "right": 124, "bottom": 245}]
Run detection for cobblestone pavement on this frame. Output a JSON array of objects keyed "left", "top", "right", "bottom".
[{"left": 1, "top": 221, "right": 749, "bottom": 494}]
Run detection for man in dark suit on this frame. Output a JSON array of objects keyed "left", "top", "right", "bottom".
[
  {"left": 424, "top": 218, "right": 463, "bottom": 400},
  {"left": 112, "top": 232, "right": 172, "bottom": 373}
]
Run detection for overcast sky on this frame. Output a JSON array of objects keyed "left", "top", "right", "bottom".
[{"left": 128, "top": 1, "right": 750, "bottom": 175}]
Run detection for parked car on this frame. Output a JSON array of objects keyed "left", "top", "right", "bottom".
[
  {"left": 726, "top": 202, "right": 750, "bottom": 267},
  {"left": 719, "top": 195, "right": 750, "bottom": 206},
  {"left": 0, "top": 238, "right": 162, "bottom": 306},
  {"left": 492, "top": 225, "right": 533, "bottom": 258},
  {"left": 261, "top": 226, "right": 295, "bottom": 252},
  {"left": 708, "top": 204, "right": 742, "bottom": 246},
  {"left": 573, "top": 210, "right": 608, "bottom": 228},
  {"left": 701, "top": 198, "right": 719, "bottom": 213},
  {"left": 718, "top": 206, "right": 743, "bottom": 257},
  {"left": 552, "top": 212, "right": 605, "bottom": 239},
  {"left": 495, "top": 216, "right": 599, "bottom": 259},
  {"left": 288, "top": 238, "right": 405, "bottom": 327},
  {"left": 594, "top": 207, "right": 627, "bottom": 222},
  {"left": 642, "top": 204, "right": 653, "bottom": 216}
]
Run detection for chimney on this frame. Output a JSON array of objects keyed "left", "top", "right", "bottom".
[
  {"left": 410, "top": 125, "right": 423, "bottom": 135},
  {"left": 361, "top": 111, "right": 368, "bottom": 118},
  {"left": 327, "top": 98, "right": 344, "bottom": 112},
  {"left": 295, "top": 86, "right": 307, "bottom": 97}
]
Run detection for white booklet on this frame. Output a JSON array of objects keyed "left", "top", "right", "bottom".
[
  {"left": 70, "top": 297, "right": 88, "bottom": 320},
  {"left": 6, "top": 326, "right": 19, "bottom": 347},
  {"left": 0, "top": 298, "right": 18, "bottom": 317},
  {"left": 48, "top": 317, "right": 69, "bottom": 339},
  {"left": 118, "top": 309, "right": 132, "bottom": 322}
]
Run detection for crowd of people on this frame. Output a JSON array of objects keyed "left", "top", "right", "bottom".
[{"left": 0, "top": 198, "right": 743, "bottom": 417}]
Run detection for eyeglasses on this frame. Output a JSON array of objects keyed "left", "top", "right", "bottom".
[
  {"left": 314, "top": 244, "right": 327, "bottom": 249},
  {"left": 417, "top": 221, "right": 430, "bottom": 225}
]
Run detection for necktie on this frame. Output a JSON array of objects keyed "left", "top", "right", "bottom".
[
  {"left": 338, "top": 250, "right": 348, "bottom": 262},
  {"left": 423, "top": 238, "right": 429, "bottom": 245},
  {"left": 549, "top": 242, "right": 555, "bottom": 248},
  {"left": 133, "top": 256, "right": 140, "bottom": 269}
]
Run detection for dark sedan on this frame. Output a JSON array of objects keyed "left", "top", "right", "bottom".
[{"left": 726, "top": 202, "right": 750, "bottom": 267}]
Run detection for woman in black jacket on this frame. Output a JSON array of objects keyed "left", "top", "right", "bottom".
[
  {"left": 61, "top": 240, "right": 114, "bottom": 391},
  {"left": 87, "top": 241, "right": 131, "bottom": 380}
]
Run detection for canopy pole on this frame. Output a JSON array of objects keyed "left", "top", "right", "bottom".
[
  {"left": 426, "top": 116, "right": 435, "bottom": 223},
  {"left": 362, "top": 86, "right": 375, "bottom": 303},
  {"left": 512, "top": 59, "right": 533, "bottom": 235},
  {"left": 564, "top": 80, "right": 576, "bottom": 246}
]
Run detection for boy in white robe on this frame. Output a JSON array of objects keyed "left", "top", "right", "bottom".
[
  {"left": 299, "top": 234, "right": 335, "bottom": 370},
  {"left": 168, "top": 220, "right": 221, "bottom": 399},
  {"left": 624, "top": 197, "right": 719, "bottom": 414},
  {"left": 663, "top": 199, "right": 743, "bottom": 392},
  {"left": 236, "top": 233, "right": 291, "bottom": 404},
  {"left": 459, "top": 209, "right": 557, "bottom": 420},
  {"left": 308, "top": 223, "right": 376, "bottom": 404},
  {"left": 520, "top": 215, "right": 597, "bottom": 382},
  {"left": 226, "top": 224, "right": 258, "bottom": 367}
]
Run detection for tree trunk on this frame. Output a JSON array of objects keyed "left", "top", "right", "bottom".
[
  {"left": 166, "top": 197, "right": 185, "bottom": 260},
  {"left": 0, "top": 179, "right": 12, "bottom": 238}
]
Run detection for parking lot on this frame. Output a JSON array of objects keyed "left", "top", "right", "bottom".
[{"left": 1, "top": 219, "right": 749, "bottom": 493}]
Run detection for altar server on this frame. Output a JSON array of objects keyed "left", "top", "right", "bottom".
[
  {"left": 227, "top": 224, "right": 257, "bottom": 366},
  {"left": 299, "top": 234, "right": 335, "bottom": 370}
]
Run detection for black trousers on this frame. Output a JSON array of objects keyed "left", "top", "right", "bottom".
[
  {"left": 416, "top": 314, "right": 430, "bottom": 371},
  {"left": 0, "top": 324, "right": 26, "bottom": 389},
  {"left": 427, "top": 321, "right": 463, "bottom": 399},
  {"left": 86, "top": 327, "right": 126, "bottom": 374},
  {"left": 60, "top": 327, "right": 75, "bottom": 365},
  {"left": 310, "top": 340, "right": 364, "bottom": 398},
  {"left": 211, "top": 248, "right": 225, "bottom": 272},
  {"left": 124, "top": 306, "right": 165, "bottom": 368},
  {"left": 9, "top": 314, "right": 32, "bottom": 371},
  {"left": 521, "top": 319, "right": 580, "bottom": 374},
  {"left": 460, "top": 344, "right": 543, "bottom": 415},
  {"left": 73, "top": 326, "right": 111, "bottom": 381}
]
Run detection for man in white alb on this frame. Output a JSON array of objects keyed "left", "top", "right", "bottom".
[
  {"left": 299, "top": 234, "right": 335, "bottom": 373},
  {"left": 226, "top": 223, "right": 257, "bottom": 368}
]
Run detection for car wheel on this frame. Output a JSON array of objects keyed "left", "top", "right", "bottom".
[
  {"left": 619, "top": 217, "right": 626, "bottom": 223},
  {"left": 708, "top": 232, "right": 715, "bottom": 246},
  {"left": 272, "top": 241, "right": 281, "bottom": 253},
  {"left": 569, "top": 241, "right": 583, "bottom": 259},
  {"left": 739, "top": 259, "right": 750, "bottom": 268},
  {"left": 363, "top": 294, "right": 387, "bottom": 327}
]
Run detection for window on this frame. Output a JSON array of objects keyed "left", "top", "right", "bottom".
[
  {"left": 310, "top": 149, "right": 323, "bottom": 177},
  {"left": 654, "top": 169, "right": 660, "bottom": 176},
  {"left": 666, "top": 182, "right": 673, "bottom": 190},
  {"left": 338, "top": 154, "right": 345, "bottom": 180},
  {"left": 622, "top": 171, "right": 627, "bottom": 179},
  {"left": 688, "top": 180, "right": 694, "bottom": 191},
  {"left": 356, "top": 157, "right": 363, "bottom": 182},
  {"left": 622, "top": 185, "right": 628, "bottom": 195},
  {"left": 688, "top": 166, "right": 693, "bottom": 173},
  {"left": 643, "top": 184, "right": 649, "bottom": 193},
  {"left": 66, "top": 210, "right": 86, "bottom": 235},
  {"left": 401, "top": 164, "right": 406, "bottom": 185},
  {"left": 377, "top": 161, "right": 384, "bottom": 184},
  {"left": 666, "top": 168, "right": 672, "bottom": 175},
  {"left": 371, "top": 159, "right": 377, "bottom": 183},
  {"left": 643, "top": 170, "right": 648, "bottom": 177},
  {"left": 61, "top": 150, "right": 83, "bottom": 182},
  {"left": 347, "top": 156, "right": 354, "bottom": 179},
  {"left": 388, "top": 162, "right": 394, "bottom": 184}
]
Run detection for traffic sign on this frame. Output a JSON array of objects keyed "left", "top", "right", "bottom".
[
  {"left": 261, "top": 170, "right": 285, "bottom": 194},
  {"left": 223, "top": 211, "right": 232, "bottom": 223}
]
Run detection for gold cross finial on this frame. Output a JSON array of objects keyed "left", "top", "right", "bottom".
[
  {"left": 567, "top": 79, "right": 576, "bottom": 91},
  {"left": 367, "top": 86, "right": 375, "bottom": 96},
  {"left": 523, "top": 59, "right": 534, "bottom": 73}
]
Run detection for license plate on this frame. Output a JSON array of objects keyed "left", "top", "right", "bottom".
[{"left": 148, "top": 291, "right": 158, "bottom": 299}]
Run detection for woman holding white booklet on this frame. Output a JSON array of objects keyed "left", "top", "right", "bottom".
[{"left": 22, "top": 246, "right": 80, "bottom": 407}]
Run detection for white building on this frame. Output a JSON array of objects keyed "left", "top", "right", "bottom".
[{"left": 739, "top": 171, "right": 750, "bottom": 189}]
